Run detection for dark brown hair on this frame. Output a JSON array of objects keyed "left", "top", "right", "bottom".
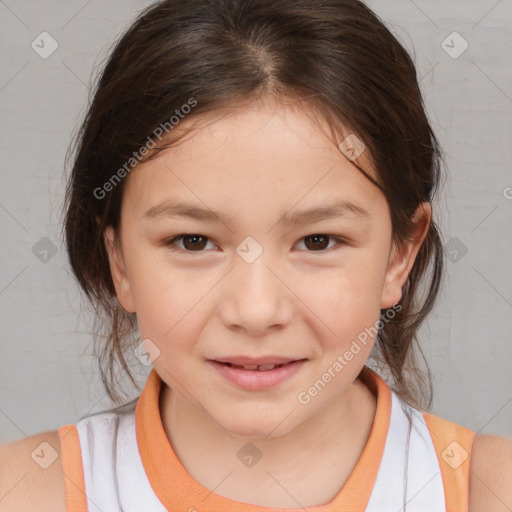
[{"left": 64, "top": 0, "right": 443, "bottom": 409}]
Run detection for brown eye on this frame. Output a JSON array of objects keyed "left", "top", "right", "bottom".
[
  {"left": 299, "top": 235, "right": 343, "bottom": 252},
  {"left": 304, "top": 235, "right": 330, "bottom": 250},
  {"left": 168, "top": 234, "right": 213, "bottom": 252}
]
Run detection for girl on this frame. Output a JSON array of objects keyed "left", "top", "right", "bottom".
[{"left": 1, "top": 0, "right": 511, "bottom": 511}]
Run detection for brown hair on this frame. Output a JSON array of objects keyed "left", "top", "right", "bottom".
[{"left": 64, "top": 0, "right": 443, "bottom": 410}]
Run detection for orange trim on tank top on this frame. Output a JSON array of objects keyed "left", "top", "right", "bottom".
[
  {"left": 135, "top": 365, "right": 391, "bottom": 511},
  {"left": 423, "top": 411, "right": 476, "bottom": 512},
  {"left": 58, "top": 424, "right": 89, "bottom": 512}
]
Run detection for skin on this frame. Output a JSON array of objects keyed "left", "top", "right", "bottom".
[{"left": 104, "top": 96, "right": 431, "bottom": 507}]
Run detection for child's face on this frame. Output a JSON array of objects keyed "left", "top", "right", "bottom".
[{"left": 105, "top": 97, "right": 428, "bottom": 437}]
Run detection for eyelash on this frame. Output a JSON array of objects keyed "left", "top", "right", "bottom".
[{"left": 163, "top": 234, "right": 347, "bottom": 254}]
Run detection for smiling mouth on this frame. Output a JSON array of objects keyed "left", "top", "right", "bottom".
[{"left": 207, "top": 359, "right": 307, "bottom": 390}]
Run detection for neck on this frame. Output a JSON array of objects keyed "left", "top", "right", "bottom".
[{"left": 159, "top": 377, "right": 377, "bottom": 508}]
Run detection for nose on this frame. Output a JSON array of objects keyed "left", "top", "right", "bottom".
[{"left": 217, "top": 256, "right": 294, "bottom": 336}]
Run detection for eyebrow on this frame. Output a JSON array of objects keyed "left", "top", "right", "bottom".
[{"left": 143, "top": 199, "right": 371, "bottom": 229}]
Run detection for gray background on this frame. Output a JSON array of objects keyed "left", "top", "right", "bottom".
[{"left": 0, "top": 0, "right": 511, "bottom": 445}]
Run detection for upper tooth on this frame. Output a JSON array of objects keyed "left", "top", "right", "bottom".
[
  {"left": 232, "top": 363, "right": 280, "bottom": 370},
  {"left": 257, "top": 364, "right": 276, "bottom": 371},
  {"left": 243, "top": 364, "right": 259, "bottom": 370}
]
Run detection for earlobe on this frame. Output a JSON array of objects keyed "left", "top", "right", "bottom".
[
  {"left": 103, "top": 226, "right": 136, "bottom": 313},
  {"left": 380, "top": 202, "right": 431, "bottom": 309}
]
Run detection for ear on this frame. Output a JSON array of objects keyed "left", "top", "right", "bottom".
[
  {"left": 380, "top": 202, "right": 431, "bottom": 309},
  {"left": 103, "top": 226, "right": 136, "bottom": 314}
]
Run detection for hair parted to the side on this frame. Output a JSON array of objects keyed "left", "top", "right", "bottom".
[{"left": 63, "top": 0, "right": 444, "bottom": 409}]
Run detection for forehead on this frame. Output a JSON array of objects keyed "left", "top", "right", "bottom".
[{"left": 122, "top": 98, "right": 384, "bottom": 221}]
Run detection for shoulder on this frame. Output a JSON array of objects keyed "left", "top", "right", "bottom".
[
  {"left": 0, "top": 430, "right": 66, "bottom": 512},
  {"left": 469, "top": 434, "right": 512, "bottom": 512}
]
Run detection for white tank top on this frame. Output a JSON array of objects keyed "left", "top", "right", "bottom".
[{"left": 58, "top": 366, "right": 475, "bottom": 512}]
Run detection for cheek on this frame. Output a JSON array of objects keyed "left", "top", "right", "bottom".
[
  {"left": 122, "top": 246, "right": 190, "bottom": 336},
  {"left": 306, "top": 255, "right": 385, "bottom": 348}
]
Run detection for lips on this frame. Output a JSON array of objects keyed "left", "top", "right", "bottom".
[{"left": 207, "top": 357, "right": 307, "bottom": 390}]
